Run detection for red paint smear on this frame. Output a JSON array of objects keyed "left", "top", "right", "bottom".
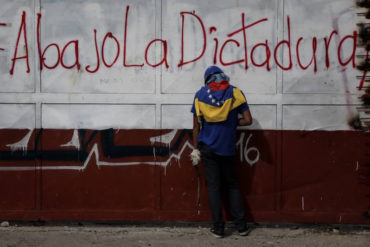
[
  {"left": 358, "top": 49, "right": 369, "bottom": 91},
  {"left": 209, "top": 27, "right": 218, "bottom": 64},
  {"left": 209, "top": 26, "right": 216, "bottom": 34}
]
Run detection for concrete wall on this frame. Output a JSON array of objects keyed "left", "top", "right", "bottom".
[{"left": 0, "top": 0, "right": 369, "bottom": 224}]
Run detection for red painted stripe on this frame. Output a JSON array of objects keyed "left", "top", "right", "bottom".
[{"left": 0, "top": 129, "right": 368, "bottom": 224}]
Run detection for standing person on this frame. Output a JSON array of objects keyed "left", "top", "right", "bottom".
[{"left": 190, "top": 66, "right": 252, "bottom": 238}]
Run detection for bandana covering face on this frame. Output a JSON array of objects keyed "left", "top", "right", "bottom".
[
  {"left": 205, "top": 72, "right": 230, "bottom": 85},
  {"left": 193, "top": 72, "right": 246, "bottom": 122}
]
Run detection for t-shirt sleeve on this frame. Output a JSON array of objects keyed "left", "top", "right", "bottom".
[
  {"left": 191, "top": 102, "right": 196, "bottom": 114},
  {"left": 238, "top": 102, "right": 249, "bottom": 114},
  {"left": 191, "top": 92, "right": 197, "bottom": 114},
  {"left": 237, "top": 89, "right": 249, "bottom": 113}
]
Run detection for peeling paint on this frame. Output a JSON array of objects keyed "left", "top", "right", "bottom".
[
  {"left": 150, "top": 130, "right": 177, "bottom": 145},
  {"left": 6, "top": 130, "right": 32, "bottom": 152},
  {"left": 60, "top": 129, "right": 80, "bottom": 149}
]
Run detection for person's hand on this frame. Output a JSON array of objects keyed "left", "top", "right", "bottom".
[{"left": 190, "top": 149, "right": 201, "bottom": 166}]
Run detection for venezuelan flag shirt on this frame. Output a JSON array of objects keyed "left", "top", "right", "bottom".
[{"left": 191, "top": 85, "right": 249, "bottom": 156}]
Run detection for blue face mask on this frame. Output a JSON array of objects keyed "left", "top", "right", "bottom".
[{"left": 205, "top": 72, "right": 230, "bottom": 85}]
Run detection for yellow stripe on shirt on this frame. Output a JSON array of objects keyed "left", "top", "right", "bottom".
[{"left": 194, "top": 87, "right": 247, "bottom": 122}]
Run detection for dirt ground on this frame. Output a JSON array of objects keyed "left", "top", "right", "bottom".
[{"left": 0, "top": 222, "right": 369, "bottom": 247}]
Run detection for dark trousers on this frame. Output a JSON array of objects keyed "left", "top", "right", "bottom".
[{"left": 200, "top": 144, "right": 246, "bottom": 229}]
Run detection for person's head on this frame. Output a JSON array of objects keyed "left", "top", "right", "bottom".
[
  {"left": 204, "top": 66, "right": 223, "bottom": 85},
  {"left": 204, "top": 66, "right": 230, "bottom": 85}
]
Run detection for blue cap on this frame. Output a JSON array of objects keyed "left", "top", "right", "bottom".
[{"left": 204, "top": 66, "right": 223, "bottom": 81}]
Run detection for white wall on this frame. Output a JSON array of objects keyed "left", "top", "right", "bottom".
[{"left": 0, "top": 0, "right": 362, "bottom": 130}]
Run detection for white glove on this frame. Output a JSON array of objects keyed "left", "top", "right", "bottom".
[{"left": 190, "top": 149, "right": 201, "bottom": 166}]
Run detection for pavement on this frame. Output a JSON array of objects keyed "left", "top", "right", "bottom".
[{"left": 0, "top": 222, "right": 369, "bottom": 247}]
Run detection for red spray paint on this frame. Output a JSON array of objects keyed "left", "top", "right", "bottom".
[
  {"left": 178, "top": 11, "right": 207, "bottom": 67},
  {"left": 9, "top": 11, "right": 30, "bottom": 75},
  {"left": 145, "top": 39, "right": 169, "bottom": 68},
  {"left": 85, "top": 29, "right": 100, "bottom": 73},
  {"left": 337, "top": 31, "right": 357, "bottom": 68},
  {"left": 219, "top": 39, "right": 244, "bottom": 66},
  {"left": 209, "top": 27, "right": 218, "bottom": 65},
  {"left": 6, "top": 8, "right": 360, "bottom": 75},
  {"left": 61, "top": 40, "right": 81, "bottom": 70},
  {"left": 273, "top": 16, "right": 292, "bottom": 71},
  {"left": 296, "top": 37, "right": 317, "bottom": 72},
  {"left": 41, "top": 43, "right": 61, "bottom": 69},
  {"left": 250, "top": 40, "right": 271, "bottom": 71},
  {"left": 123, "top": 5, "right": 144, "bottom": 68},
  {"left": 227, "top": 14, "right": 268, "bottom": 70},
  {"left": 102, "top": 32, "right": 120, "bottom": 68},
  {"left": 324, "top": 30, "right": 338, "bottom": 69}
]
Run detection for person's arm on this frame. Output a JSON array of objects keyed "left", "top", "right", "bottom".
[
  {"left": 190, "top": 115, "right": 201, "bottom": 166},
  {"left": 192, "top": 115, "right": 200, "bottom": 148},
  {"left": 238, "top": 109, "right": 253, "bottom": 126}
]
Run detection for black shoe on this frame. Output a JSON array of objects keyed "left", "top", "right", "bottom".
[
  {"left": 210, "top": 228, "right": 224, "bottom": 238},
  {"left": 238, "top": 226, "right": 251, "bottom": 236}
]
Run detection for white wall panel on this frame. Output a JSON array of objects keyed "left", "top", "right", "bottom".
[
  {"left": 0, "top": 0, "right": 362, "bottom": 130},
  {"left": 0, "top": 0, "right": 35, "bottom": 93},
  {"left": 40, "top": 0, "right": 156, "bottom": 93},
  {"left": 162, "top": 104, "right": 277, "bottom": 130},
  {"left": 282, "top": 105, "right": 356, "bottom": 130},
  {"left": 161, "top": 0, "right": 278, "bottom": 94},
  {"left": 283, "top": 0, "right": 358, "bottom": 94},
  {"left": 0, "top": 104, "right": 35, "bottom": 129},
  {"left": 241, "top": 105, "right": 277, "bottom": 130},
  {"left": 162, "top": 105, "right": 193, "bottom": 129},
  {"left": 42, "top": 104, "right": 156, "bottom": 129}
]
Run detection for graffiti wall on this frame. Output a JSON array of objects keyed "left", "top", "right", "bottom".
[{"left": 0, "top": 0, "right": 369, "bottom": 224}]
